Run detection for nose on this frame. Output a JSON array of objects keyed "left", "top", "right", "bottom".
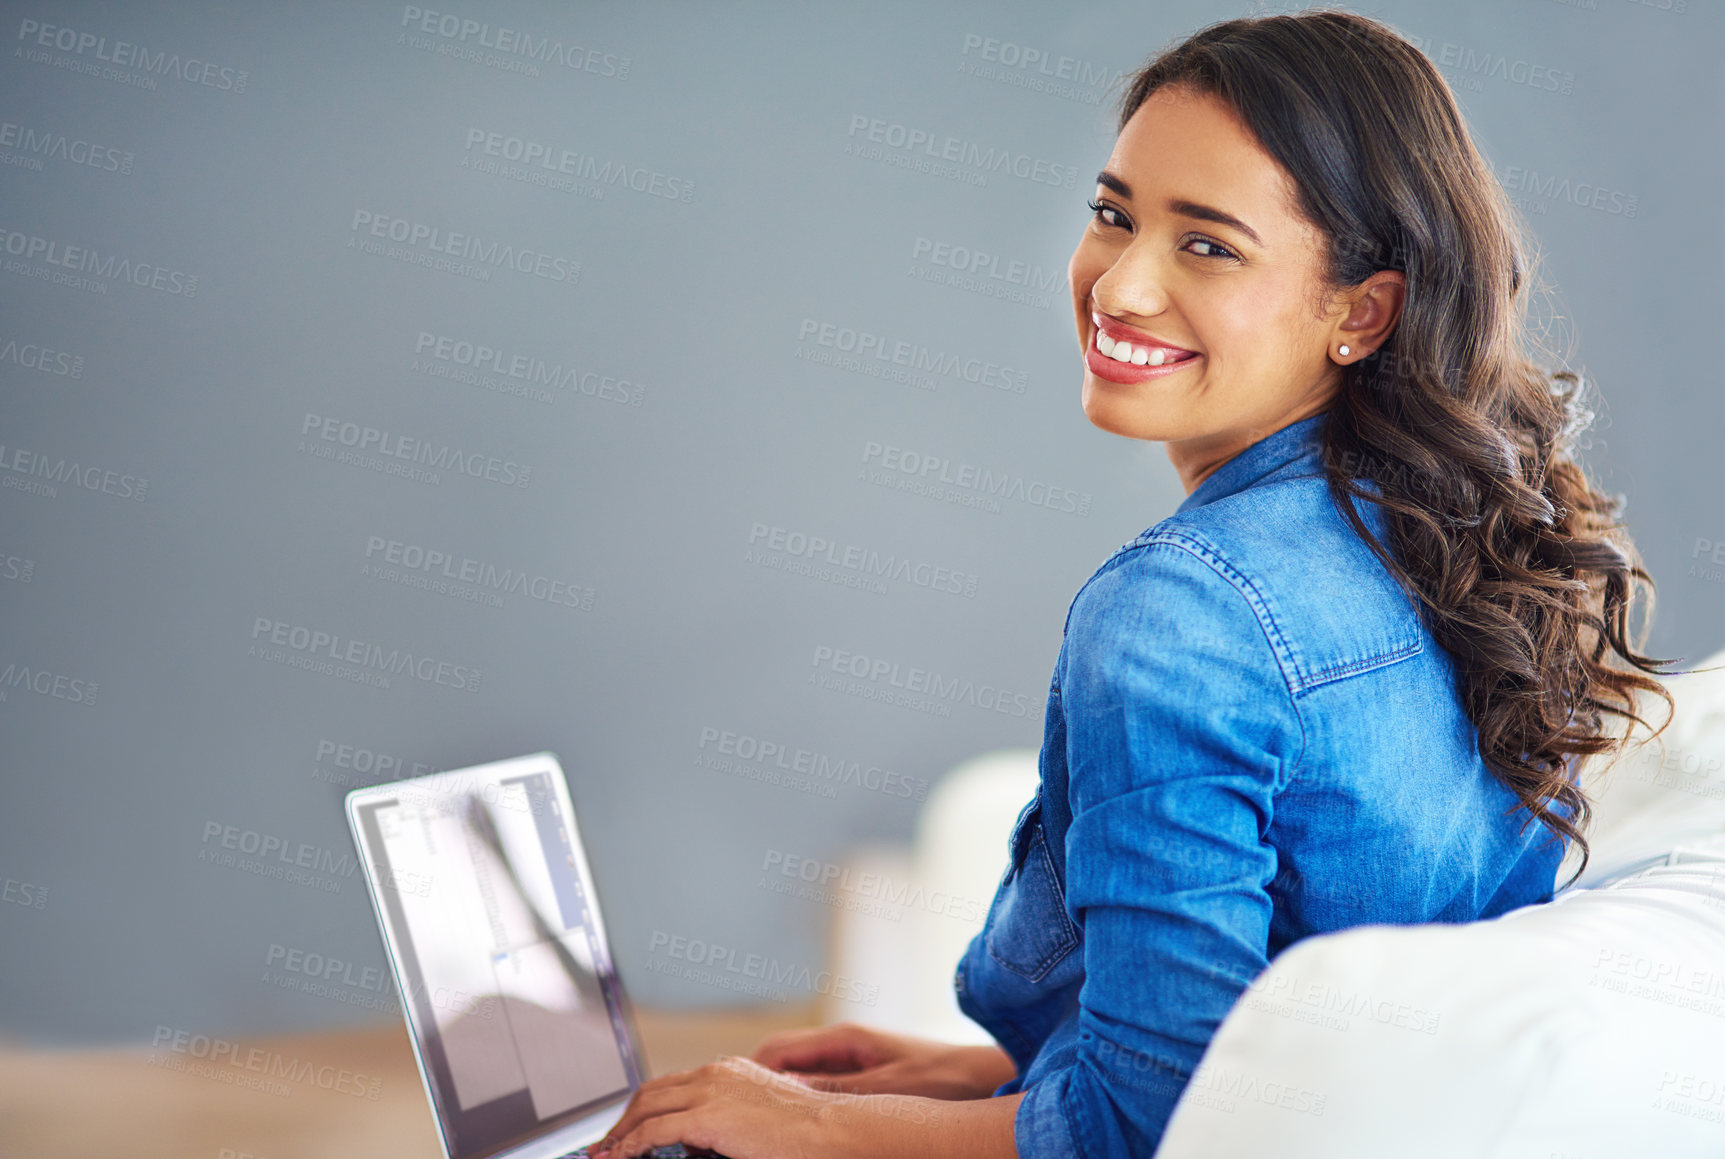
[{"left": 1088, "top": 240, "right": 1170, "bottom": 320}]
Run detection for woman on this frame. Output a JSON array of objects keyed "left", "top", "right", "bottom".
[{"left": 590, "top": 10, "right": 1671, "bottom": 1157}]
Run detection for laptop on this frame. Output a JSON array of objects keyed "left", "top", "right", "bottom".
[{"left": 346, "top": 751, "right": 734, "bottom": 1159}]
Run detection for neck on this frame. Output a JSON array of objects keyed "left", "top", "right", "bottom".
[{"left": 1165, "top": 406, "right": 1329, "bottom": 494}]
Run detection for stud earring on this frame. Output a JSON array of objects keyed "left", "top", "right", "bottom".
[{"left": 1337, "top": 344, "right": 1351, "bottom": 357}]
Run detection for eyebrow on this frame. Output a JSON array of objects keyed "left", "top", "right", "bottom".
[{"left": 1095, "top": 170, "right": 1263, "bottom": 247}]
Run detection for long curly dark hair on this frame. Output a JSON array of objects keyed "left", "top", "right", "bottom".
[{"left": 1116, "top": 9, "right": 1676, "bottom": 886}]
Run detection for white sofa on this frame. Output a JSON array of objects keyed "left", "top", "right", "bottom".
[{"left": 828, "top": 647, "right": 1725, "bottom": 1155}]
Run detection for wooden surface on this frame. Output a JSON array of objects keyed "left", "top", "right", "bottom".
[{"left": 0, "top": 1002, "right": 823, "bottom": 1159}]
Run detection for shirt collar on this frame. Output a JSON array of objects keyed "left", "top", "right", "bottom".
[{"left": 1175, "top": 412, "right": 1329, "bottom": 514}]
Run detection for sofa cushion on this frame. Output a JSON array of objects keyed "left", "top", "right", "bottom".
[{"left": 1154, "top": 649, "right": 1725, "bottom": 1157}]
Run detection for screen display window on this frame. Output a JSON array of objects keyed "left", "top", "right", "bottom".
[{"left": 356, "top": 769, "right": 639, "bottom": 1159}]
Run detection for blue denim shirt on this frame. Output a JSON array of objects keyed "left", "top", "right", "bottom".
[{"left": 953, "top": 413, "right": 1566, "bottom": 1157}]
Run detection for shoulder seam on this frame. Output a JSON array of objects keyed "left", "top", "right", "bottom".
[
  {"left": 1146, "top": 492, "right": 1426, "bottom": 692},
  {"left": 1075, "top": 531, "right": 1310, "bottom": 789},
  {"left": 1136, "top": 529, "right": 1301, "bottom": 692}
]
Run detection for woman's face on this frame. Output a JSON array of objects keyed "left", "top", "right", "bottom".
[{"left": 1068, "top": 83, "right": 1391, "bottom": 489}]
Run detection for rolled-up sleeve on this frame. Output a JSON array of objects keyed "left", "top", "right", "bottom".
[{"left": 1014, "top": 535, "right": 1305, "bottom": 1158}]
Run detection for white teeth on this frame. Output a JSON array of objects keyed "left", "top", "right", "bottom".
[{"left": 1096, "top": 328, "right": 1189, "bottom": 368}]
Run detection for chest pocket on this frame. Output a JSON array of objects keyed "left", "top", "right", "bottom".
[{"left": 984, "top": 794, "right": 1081, "bottom": 982}]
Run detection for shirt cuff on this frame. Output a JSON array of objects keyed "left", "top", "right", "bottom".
[{"left": 1013, "top": 1067, "right": 1081, "bottom": 1159}]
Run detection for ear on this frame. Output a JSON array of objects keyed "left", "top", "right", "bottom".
[{"left": 1334, "top": 270, "right": 1406, "bottom": 360}]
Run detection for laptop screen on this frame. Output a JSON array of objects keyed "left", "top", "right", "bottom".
[{"left": 352, "top": 763, "right": 642, "bottom": 1159}]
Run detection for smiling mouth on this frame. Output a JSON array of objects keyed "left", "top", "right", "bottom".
[{"left": 1092, "top": 329, "right": 1199, "bottom": 367}]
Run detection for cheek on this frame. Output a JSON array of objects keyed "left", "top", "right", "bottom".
[
  {"left": 1205, "top": 280, "right": 1305, "bottom": 360},
  {"left": 1068, "top": 261, "right": 1095, "bottom": 335},
  {"left": 1068, "top": 237, "right": 1106, "bottom": 300}
]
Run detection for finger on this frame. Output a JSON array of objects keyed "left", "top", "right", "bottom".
[
  {"left": 751, "top": 1023, "right": 874, "bottom": 1072},
  {"left": 796, "top": 1064, "right": 899, "bottom": 1095},
  {"left": 751, "top": 1021, "right": 864, "bottom": 1054},
  {"left": 749, "top": 1024, "right": 841, "bottom": 1067},
  {"left": 600, "top": 1110, "right": 718, "bottom": 1159},
  {"left": 592, "top": 1073, "right": 704, "bottom": 1151}
]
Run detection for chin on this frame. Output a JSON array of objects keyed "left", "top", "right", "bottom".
[{"left": 1080, "top": 380, "right": 1175, "bottom": 442}]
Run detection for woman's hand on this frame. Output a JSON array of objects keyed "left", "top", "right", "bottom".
[
  {"left": 749, "top": 1022, "right": 1017, "bottom": 1101},
  {"left": 587, "top": 1040, "right": 1026, "bottom": 1159},
  {"left": 588, "top": 1055, "right": 832, "bottom": 1159}
]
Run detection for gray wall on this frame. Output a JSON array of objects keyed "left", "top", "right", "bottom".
[{"left": 1, "top": 0, "right": 1719, "bottom": 1046}]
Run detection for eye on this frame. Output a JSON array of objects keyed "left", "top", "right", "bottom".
[
  {"left": 1183, "top": 236, "right": 1240, "bottom": 262},
  {"left": 1086, "top": 198, "right": 1129, "bottom": 230}
]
